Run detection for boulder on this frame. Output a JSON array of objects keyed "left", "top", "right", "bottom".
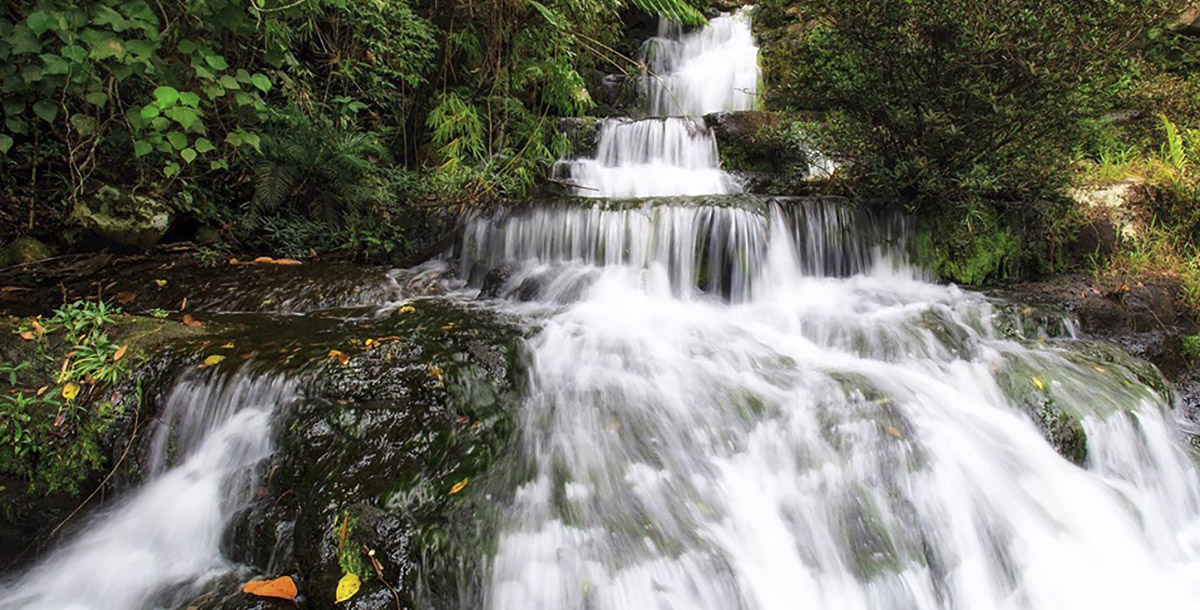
[
  {"left": 70, "top": 185, "right": 171, "bottom": 250},
  {"left": 0, "top": 237, "right": 53, "bottom": 267},
  {"left": 1175, "top": 6, "right": 1200, "bottom": 36}
]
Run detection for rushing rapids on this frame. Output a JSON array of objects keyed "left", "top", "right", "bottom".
[
  {"left": 476, "top": 8, "right": 1200, "bottom": 610},
  {"left": 555, "top": 9, "right": 758, "bottom": 198},
  {"left": 0, "top": 371, "right": 296, "bottom": 610},
  {"left": 2, "top": 8, "right": 1200, "bottom": 610}
]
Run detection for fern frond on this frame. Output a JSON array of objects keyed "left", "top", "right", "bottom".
[{"left": 628, "top": 0, "right": 707, "bottom": 27}]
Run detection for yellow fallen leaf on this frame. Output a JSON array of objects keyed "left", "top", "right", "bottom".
[
  {"left": 886, "top": 425, "right": 903, "bottom": 439},
  {"left": 202, "top": 354, "right": 225, "bottom": 367},
  {"left": 335, "top": 572, "right": 361, "bottom": 603},
  {"left": 18, "top": 331, "right": 35, "bottom": 340},
  {"left": 112, "top": 345, "right": 128, "bottom": 362},
  {"left": 242, "top": 575, "right": 298, "bottom": 601},
  {"left": 1093, "top": 366, "right": 1105, "bottom": 373},
  {"left": 398, "top": 305, "right": 415, "bottom": 314},
  {"left": 221, "top": 342, "right": 235, "bottom": 349},
  {"left": 154, "top": 279, "right": 167, "bottom": 287},
  {"left": 180, "top": 297, "right": 188, "bottom": 310},
  {"left": 441, "top": 322, "right": 456, "bottom": 331},
  {"left": 36, "top": 386, "right": 48, "bottom": 396},
  {"left": 364, "top": 338, "right": 379, "bottom": 349},
  {"left": 450, "top": 477, "right": 469, "bottom": 495},
  {"left": 1031, "top": 377, "right": 1044, "bottom": 390},
  {"left": 62, "top": 382, "right": 80, "bottom": 400}
]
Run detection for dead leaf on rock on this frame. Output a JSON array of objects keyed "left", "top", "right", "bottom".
[
  {"left": 241, "top": 576, "right": 298, "bottom": 601},
  {"left": 328, "top": 349, "right": 349, "bottom": 365},
  {"left": 182, "top": 314, "right": 202, "bottom": 328}
]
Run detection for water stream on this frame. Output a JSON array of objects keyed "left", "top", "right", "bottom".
[
  {"left": 476, "top": 8, "right": 1200, "bottom": 610},
  {"left": 0, "top": 370, "right": 296, "bottom": 610},
  {"left": 3, "top": 8, "right": 1200, "bottom": 610}
]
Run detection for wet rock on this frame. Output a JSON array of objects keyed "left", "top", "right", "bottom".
[
  {"left": 0, "top": 237, "right": 53, "bottom": 266},
  {"left": 559, "top": 117, "right": 602, "bottom": 158},
  {"left": 209, "top": 300, "right": 529, "bottom": 608},
  {"left": 1175, "top": 6, "right": 1200, "bottom": 36},
  {"left": 479, "top": 262, "right": 518, "bottom": 299},
  {"left": 69, "top": 184, "right": 172, "bottom": 250},
  {"left": 704, "top": 110, "right": 825, "bottom": 195},
  {"left": 1069, "top": 218, "right": 1118, "bottom": 261},
  {"left": 1120, "top": 283, "right": 1178, "bottom": 332}
]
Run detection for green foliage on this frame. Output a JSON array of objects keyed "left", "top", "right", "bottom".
[
  {"left": 0, "top": 0, "right": 703, "bottom": 257},
  {"left": 758, "top": 0, "right": 1174, "bottom": 283}
]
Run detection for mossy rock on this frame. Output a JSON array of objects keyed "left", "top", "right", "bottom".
[
  {"left": 69, "top": 184, "right": 171, "bottom": 250},
  {"left": 0, "top": 237, "right": 53, "bottom": 267}
]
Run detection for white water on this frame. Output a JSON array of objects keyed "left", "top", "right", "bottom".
[
  {"left": 557, "top": 9, "right": 758, "bottom": 198},
  {"left": 477, "top": 8, "right": 1200, "bottom": 610},
  {"left": 0, "top": 370, "right": 295, "bottom": 610}
]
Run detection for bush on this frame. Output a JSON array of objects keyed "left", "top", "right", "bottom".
[{"left": 757, "top": 0, "right": 1175, "bottom": 283}]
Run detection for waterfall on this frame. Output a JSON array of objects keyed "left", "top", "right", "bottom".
[
  {"left": 556, "top": 9, "right": 758, "bottom": 198},
  {"left": 476, "top": 8, "right": 1200, "bottom": 610},
  {"left": 0, "top": 370, "right": 297, "bottom": 610}
]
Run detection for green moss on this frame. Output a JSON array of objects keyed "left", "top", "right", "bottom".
[
  {"left": 335, "top": 512, "right": 370, "bottom": 581},
  {"left": 914, "top": 206, "right": 1022, "bottom": 285}
]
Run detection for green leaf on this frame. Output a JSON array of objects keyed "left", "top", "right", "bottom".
[
  {"left": 218, "top": 74, "right": 239, "bottom": 89},
  {"left": 180, "top": 147, "right": 196, "bottom": 163},
  {"left": 527, "top": 0, "right": 566, "bottom": 28},
  {"left": 166, "top": 131, "right": 187, "bottom": 150},
  {"left": 203, "top": 53, "right": 228, "bottom": 71},
  {"left": 140, "top": 104, "right": 160, "bottom": 119},
  {"left": 26, "top": 11, "right": 55, "bottom": 36},
  {"left": 93, "top": 6, "right": 128, "bottom": 32},
  {"left": 150, "top": 116, "right": 169, "bottom": 130},
  {"left": 6, "top": 117, "right": 29, "bottom": 135},
  {"left": 70, "top": 114, "right": 97, "bottom": 135},
  {"left": 179, "top": 91, "right": 200, "bottom": 107},
  {"left": 163, "top": 161, "right": 179, "bottom": 177},
  {"left": 177, "top": 39, "right": 197, "bottom": 54},
  {"left": 0, "top": 134, "right": 13, "bottom": 155},
  {"left": 84, "top": 91, "right": 108, "bottom": 107},
  {"left": 166, "top": 106, "right": 200, "bottom": 130},
  {"left": 41, "top": 53, "right": 70, "bottom": 75},
  {"left": 153, "top": 85, "right": 180, "bottom": 107},
  {"left": 125, "top": 39, "right": 157, "bottom": 60},
  {"left": 134, "top": 140, "right": 152, "bottom": 157},
  {"left": 250, "top": 73, "right": 271, "bottom": 93},
  {"left": 9, "top": 26, "right": 43, "bottom": 55},
  {"left": 239, "top": 131, "right": 261, "bottom": 152},
  {"left": 224, "top": 132, "right": 242, "bottom": 146},
  {"left": 4, "top": 100, "right": 25, "bottom": 116},
  {"left": 61, "top": 44, "right": 88, "bottom": 62},
  {"left": 32, "top": 100, "right": 58, "bottom": 123},
  {"left": 194, "top": 137, "right": 215, "bottom": 153}
]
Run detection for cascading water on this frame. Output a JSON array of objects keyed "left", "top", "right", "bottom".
[
  {"left": 474, "top": 8, "right": 1200, "bottom": 610},
  {"left": 0, "top": 370, "right": 296, "bottom": 610},
  {"left": 555, "top": 9, "right": 758, "bottom": 198}
]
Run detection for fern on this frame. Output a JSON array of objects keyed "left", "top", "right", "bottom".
[
  {"left": 1160, "top": 114, "right": 1187, "bottom": 175},
  {"left": 628, "top": 0, "right": 707, "bottom": 27}
]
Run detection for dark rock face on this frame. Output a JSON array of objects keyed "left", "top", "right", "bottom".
[
  {"left": 0, "top": 237, "right": 53, "bottom": 267},
  {"left": 704, "top": 110, "right": 825, "bottom": 195},
  {"left": 139, "top": 301, "right": 527, "bottom": 610},
  {"left": 989, "top": 275, "right": 1198, "bottom": 417},
  {"left": 68, "top": 184, "right": 172, "bottom": 251}
]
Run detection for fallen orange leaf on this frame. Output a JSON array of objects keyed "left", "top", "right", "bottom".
[
  {"left": 112, "top": 345, "right": 128, "bottom": 362},
  {"left": 450, "top": 478, "right": 469, "bottom": 495},
  {"left": 429, "top": 365, "right": 443, "bottom": 384},
  {"left": 253, "top": 256, "right": 274, "bottom": 264},
  {"left": 18, "top": 331, "right": 35, "bottom": 340},
  {"left": 182, "top": 314, "right": 203, "bottom": 328},
  {"left": 328, "top": 350, "right": 349, "bottom": 365},
  {"left": 30, "top": 320, "right": 45, "bottom": 334},
  {"left": 272, "top": 258, "right": 302, "bottom": 265},
  {"left": 241, "top": 575, "right": 298, "bottom": 601}
]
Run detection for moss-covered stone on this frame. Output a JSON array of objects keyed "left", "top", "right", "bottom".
[{"left": 0, "top": 237, "right": 53, "bottom": 267}]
